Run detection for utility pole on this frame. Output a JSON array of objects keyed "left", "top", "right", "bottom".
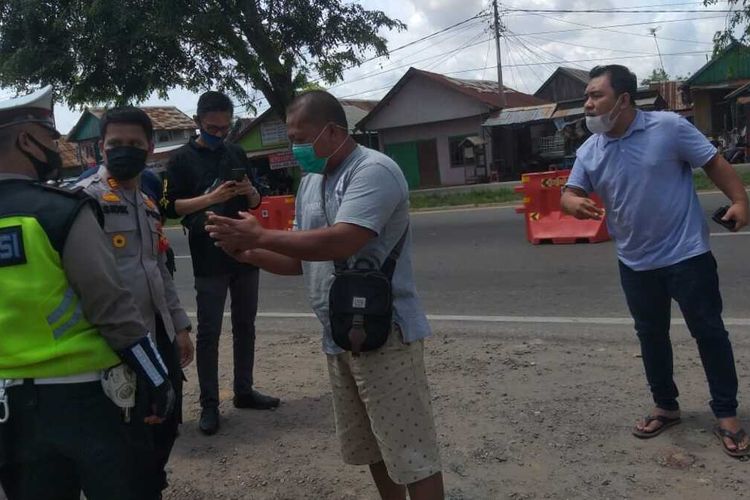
[
  {"left": 649, "top": 27, "right": 666, "bottom": 78},
  {"left": 493, "top": 0, "right": 507, "bottom": 107}
]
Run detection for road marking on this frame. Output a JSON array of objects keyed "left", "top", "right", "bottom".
[
  {"left": 168, "top": 229, "right": 749, "bottom": 258},
  {"left": 710, "top": 232, "right": 750, "bottom": 237},
  {"left": 184, "top": 311, "right": 750, "bottom": 327}
]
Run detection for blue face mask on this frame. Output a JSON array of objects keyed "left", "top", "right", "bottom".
[
  {"left": 291, "top": 124, "right": 347, "bottom": 174},
  {"left": 199, "top": 130, "right": 224, "bottom": 149}
]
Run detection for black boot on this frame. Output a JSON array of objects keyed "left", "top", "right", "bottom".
[
  {"left": 198, "top": 407, "right": 220, "bottom": 435},
  {"left": 233, "top": 390, "right": 280, "bottom": 410}
]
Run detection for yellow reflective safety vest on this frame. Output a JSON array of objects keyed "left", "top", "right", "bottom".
[{"left": 0, "top": 179, "right": 120, "bottom": 378}]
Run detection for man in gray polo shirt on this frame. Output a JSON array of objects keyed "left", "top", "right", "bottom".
[{"left": 207, "top": 90, "right": 444, "bottom": 499}]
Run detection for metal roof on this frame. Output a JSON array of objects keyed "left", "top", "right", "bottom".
[
  {"left": 482, "top": 103, "right": 557, "bottom": 127},
  {"left": 357, "top": 67, "right": 549, "bottom": 130},
  {"left": 687, "top": 42, "right": 750, "bottom": 87}
]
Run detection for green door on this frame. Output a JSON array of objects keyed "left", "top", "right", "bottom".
[{"left": 385, "top": 141, "right": 420, "bottom": 190}]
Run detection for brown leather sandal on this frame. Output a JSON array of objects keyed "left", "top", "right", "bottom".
[
  {"left": 714, "top": 426, "right": 750, "bottom": 458},
  {"left": 632, "top": 415, "right": 682, "bottom": 439}
]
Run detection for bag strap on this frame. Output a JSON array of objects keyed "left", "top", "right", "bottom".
[
  {"left": 321, "top": 175, "right": 408, "bottom": 278},
  {"left": 320, "top": 177, "right": 348, "bottom": 272},
  {"left": 380, "top": 227, "right": 408, "bottom": 280}
]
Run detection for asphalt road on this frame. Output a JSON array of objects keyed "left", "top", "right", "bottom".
[{"left": 165, "top": 191, "right": 750, "bottom": 325}]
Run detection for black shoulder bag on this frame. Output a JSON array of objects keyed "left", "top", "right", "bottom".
[{"left": 322, "top": 177, "right": 408, "bottom": 354}]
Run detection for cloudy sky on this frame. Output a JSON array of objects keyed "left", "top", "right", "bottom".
[{"left": 44, "top": 0, "right": 737, "bottom": 132}]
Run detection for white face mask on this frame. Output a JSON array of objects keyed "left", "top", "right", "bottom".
[{"left": 585, "top": 96, "right": 624, "bottom": 135}]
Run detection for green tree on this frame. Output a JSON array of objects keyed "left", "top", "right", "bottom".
[
  {"left": 704, "top": 0, "right": 750, "bottom": 52},
  {"left": 0, "top": 0, "right": 404, "bottom": 116},
  {"left": 640, "top": 67, "right": 670, "bottom": 85}
]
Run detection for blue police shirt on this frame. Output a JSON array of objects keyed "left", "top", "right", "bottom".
[{"left": 567, "top": 110, "right": 717, "bottom": 271}]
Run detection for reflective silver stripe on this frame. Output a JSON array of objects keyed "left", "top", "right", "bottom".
[
  {"left": 52, "top": 304, "right": 83, "bottom": 339},
  {"left": 132, "top": 343, "right": 164, "bottom": 386},
  {"left": 147, "top": 335, "right": 168, "bottom": 374},
  {"left": 46, "top": 288, "right": 76, "bottom": 325},
  {"left": 0, "top": 380, "right": 8, "bottom": 424}
]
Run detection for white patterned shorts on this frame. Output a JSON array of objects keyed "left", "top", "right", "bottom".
[{"left": 326, "top": 326, "right": 442, "bottom": 485}]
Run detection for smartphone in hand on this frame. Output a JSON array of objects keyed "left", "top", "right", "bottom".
[
  {"left": 230, "top": 167, "right": 246, "bottom": 182},
  {"left": 712, "top": 205, "right": 735, "bottom": 231}
]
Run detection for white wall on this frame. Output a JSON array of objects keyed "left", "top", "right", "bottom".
[
  {"left": 365, "top": 74, "right": 493, "bottom": 130},
  {"left": 379, "top": 116, "right": 491, "bottom": 186}
]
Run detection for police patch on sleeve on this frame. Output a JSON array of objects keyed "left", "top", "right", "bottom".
[{"left": 0, "top": 226, "right": 27, "bottom": 267}]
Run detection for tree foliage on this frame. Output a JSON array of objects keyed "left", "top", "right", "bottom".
[
  {"left": 640, "top": 67, "right": 670, "bottom": 85},
  {"left": 0, "top": 0, "right": 404, "bottom": 115},
  {"left": 704, "top": 0, "right": 750, "bottom": 53}
]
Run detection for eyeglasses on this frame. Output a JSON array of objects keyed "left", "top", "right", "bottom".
[{"left": 201, "top": 124, "right": 231, "bottom": 135}]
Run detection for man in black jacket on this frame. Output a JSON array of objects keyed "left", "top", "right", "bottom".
[{"left": 163, "top": 91, "right": 279, "bottom": 435}]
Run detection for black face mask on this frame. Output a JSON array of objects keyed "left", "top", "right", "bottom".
[
  {"left": 18, "top": 134, "right": 62, "bottom": 182},
  {"left": 106, "top": 146, "right": 149, "bottom": 181}
]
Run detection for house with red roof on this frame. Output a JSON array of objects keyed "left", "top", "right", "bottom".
[{"left": 356, "top": 67, "right": 548, "bottom": 188}]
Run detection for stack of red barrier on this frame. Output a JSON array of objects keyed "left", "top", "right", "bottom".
[
  {"left": 514, "top": 170, "right": 610, "bottom": 245},
  {"left": 250, "top": 195, "right": 296, "bottom": 231}
]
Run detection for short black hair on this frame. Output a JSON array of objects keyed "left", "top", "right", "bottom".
[
  {"left": 287, "top": 90, "right": 348, "bottom": 129},
  {"left": 197, "top": 91, "right": 234, "bottom": 117},
  {"left": 99, "top": 106, "right": 153, "bottom": 141},
  {"left": 590, "top": 65, "right": 638, "bottom": 103}
]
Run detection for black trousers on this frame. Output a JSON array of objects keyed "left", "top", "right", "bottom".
[
  {"left": 152, "top": 315, "right": 184, "bottom": 492},
  {"left": 194, "top": 269, "right": 259, "bottom": 408},
  {"left": 0, "top": 381, "right": 159, "bottom": 500}
]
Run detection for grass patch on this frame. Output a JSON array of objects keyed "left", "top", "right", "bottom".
[
  {"left": 409, "top": 188, "right": 521, "bottom": 210},
  {"left": 693, "top": 170, "right": 750, "bottom": 191}
]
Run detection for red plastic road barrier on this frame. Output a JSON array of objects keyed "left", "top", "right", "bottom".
[
  {"left": 514, "top": 170, "right": 610, "bottom": 245},
  {"left": 250, "top": 195, "right": 296, "bottom": 231}
]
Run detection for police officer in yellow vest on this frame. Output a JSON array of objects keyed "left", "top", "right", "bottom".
[
  {"left": 77, "top": 106, "right": 195, "bottom": 495},
  {"left": 0, "top": 88, "right": 175, "bottom": 500}
]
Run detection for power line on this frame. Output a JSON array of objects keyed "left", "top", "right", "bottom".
[
  {"left": 507, "top": 29, "right": 588, "bottom": 71},
  {"left": 307, "top": 11, "right": 489, "bottom": 85},
  {"left": 327, "top": 32, "right": 489, "bottom": 92},
  {"left": 502, "top": 37, "right": 524, "bottom": 90},
  {"left": 443, "top": 50, "right": 712, "bottom": 75},
  {"left": 518, "top": 13, "right": 722, "bottom": 45},
  {"left": 505, "top": 8, "right": 733, "bottom": 14},
  {"left": 481, "top": 37, "right": 493, "bottom": 80},
  {"left": 334, "top": 33, "right": 491, "bottom": 100},
  {"left": 511, "top": 42, "right": 548, "bottom": 87},
  {"left": 326, "top": 19, "right": 487, "bottom": 91},
  {"left": 515, "top": 32, "right": 663, "bottom": 56},
  {"left": 424, "top": 32, "right": 491, "bottom": 72},
  {"left": 502, "top": 0, "right": 709, "bottom": 12}
]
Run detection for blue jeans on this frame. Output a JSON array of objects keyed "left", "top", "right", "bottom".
[{"left": 619, "top": 252, "right": 739, "bottom": 418}]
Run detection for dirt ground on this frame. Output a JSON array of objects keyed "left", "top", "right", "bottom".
[{"left": 160, "top": 319, "right": 750, "bottom": 500}]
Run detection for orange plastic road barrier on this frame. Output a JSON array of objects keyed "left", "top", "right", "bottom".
[
  {"left": 250, "top": 195, "right": 296, "bottom": 231},
  {"left": 514, "top": 170, "right": 610, "bottom": 245}
]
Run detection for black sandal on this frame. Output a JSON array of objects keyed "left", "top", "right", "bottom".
[
  {"left": 713, "top": 426, "right": 750, "bottom": 458},
  {"left": 632, "top": 414, "right": 682, "bottom": 439}
]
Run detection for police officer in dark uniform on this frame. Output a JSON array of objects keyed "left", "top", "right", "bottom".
[{"left": 0, "top": 88, "right": 174, "bottom": 500}]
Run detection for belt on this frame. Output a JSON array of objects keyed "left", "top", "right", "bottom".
[
  {"left": 3, "top": 371, "right": 102, "bottom": 388},
  {"left": 1, "top": 372, "right": 102, "bottom": 424}
]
